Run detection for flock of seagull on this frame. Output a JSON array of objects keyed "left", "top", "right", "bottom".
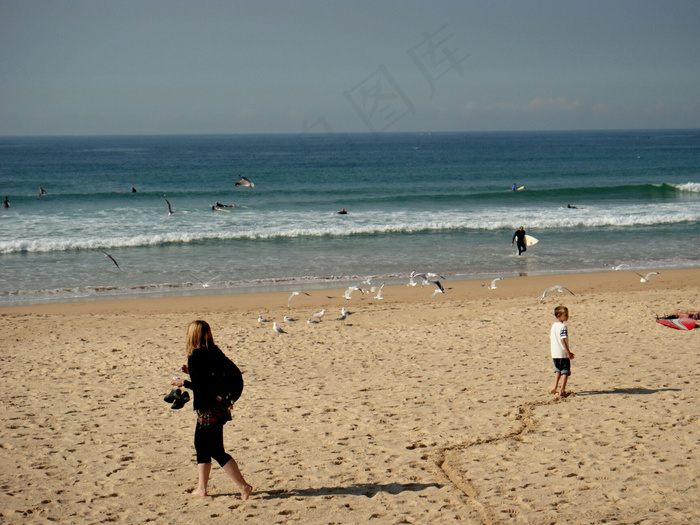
[{"left": 252, "top": 266, "right": 661, "bottom": 335}]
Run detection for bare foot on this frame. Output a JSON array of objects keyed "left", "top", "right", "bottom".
[
  {"left": 558, "top": 391, "right": 570, "bottom": 398},
  {"left": 192, "top": 488, "right": 207, "bottom": 497},
  {"left": 240, "top": 484, "right": 253, "bottom": 500},
  {"left": 550, "top": 388, "right": 558, "bottom": 394}
]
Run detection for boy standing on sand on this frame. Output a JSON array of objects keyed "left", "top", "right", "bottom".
[{"left": 550, "top": 305, "right": 575, "bottom": 397}]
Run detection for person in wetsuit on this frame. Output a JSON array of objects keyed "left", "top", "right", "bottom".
[{"left": 511, "top": 226, "right": 527, "bottom": 256}]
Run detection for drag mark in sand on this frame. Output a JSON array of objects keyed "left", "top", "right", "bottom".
[{"left": 428, "top": 396, "right": 562, "bottom": 525}]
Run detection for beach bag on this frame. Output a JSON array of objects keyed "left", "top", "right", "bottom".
[{"left": 211, "top": 350, "right": 244, "bottom": 406}]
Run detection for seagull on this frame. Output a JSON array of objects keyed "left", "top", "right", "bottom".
[
  {"left": 335, "top": 313, "right": 347, "bottom": 323},
  {"left": 485, "top": 277, "right": 502, "bottom": 290},
  {"left": 273, "top": 322, "right": 287, "bottom": 334},
  {"left": 410, "top": 272, "right": 445, "bottom": 287},
  {"left": 341, "top": 306, "right": 351, "bottom": 316},
  {"left": 190, "top": 273, "right": 219, "bottom": 288},
  {"left": 287, "top": 291, "right": 310, "bottom": 308},
  {"left": 307, "top": 318, "right": 320, "bottom": 324},
  {"left": 540, "top": 285, "right": 575, "bottom": 301},
  {"left": 284, "top": 316, "right": 297, "bottom": 322},
  {"left": 344, "top": 286, "right": 361, "bottom": 300},
  {"left": 164, "top": 194, "right": 175, "bottom": 215},
  {"left": 428, "top": 281, "right": 445, "bottom": 300},
  {"left": 235, "top": 175, "right": 255, "bottom": 188},
  {"left": 311, "top": 308, "right": 326, "bottom": 320},
  {"left": 258, "top": 315, "right": 271, "bottom": 323},
  {"left": 374, "top": 284, "right": 385, "bottom": 299},
  {"left": 361, "top": 276, "right": 375, "bottom": 286},
  {"left": 100, "top": 250, "right": 121, "bottom": 269},
  {"left": 634, "top": 271, "right": 659, "bottom": 283},
  {"left": 610, "top": 263, "right": 630, "bottom": 271}
]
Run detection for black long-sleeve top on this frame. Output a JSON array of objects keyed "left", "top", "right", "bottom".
[{"left": 183, "top": 345, "right": 227, "bottom": 410}]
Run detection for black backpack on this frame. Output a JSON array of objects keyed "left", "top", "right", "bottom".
[{"left": 211, "top": 350, "right": 244, "bottom": 406}]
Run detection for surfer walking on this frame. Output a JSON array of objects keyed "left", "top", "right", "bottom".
[{"left": 511, "top": 226, "right": 527, "bottom": 256}]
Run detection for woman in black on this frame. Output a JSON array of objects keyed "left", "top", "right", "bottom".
[{"left": 172, "top": 320, "right": 253, "bottom": 499}]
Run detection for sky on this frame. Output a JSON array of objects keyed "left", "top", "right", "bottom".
[{"left": 1, "top": 0, "right": 699, "bottom": 136}]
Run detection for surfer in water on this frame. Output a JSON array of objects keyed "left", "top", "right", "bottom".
[
  {"left": 39, "top": 186, "right": 47, "bottom": 196},
  {"left": 335, "top": 208, "right": 348, "bottom": 215},
  {"left": 511, "top": 183, "right": 517, "bottom": 192},
  {"left": 3, "top": 196, "right": 9, "bottom": 208},
  {"left": 511, "top": 226, "right": 527, "bottom": 255}
]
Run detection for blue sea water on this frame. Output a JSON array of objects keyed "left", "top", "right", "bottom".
[{"left": 1, "top": 130, "right": 698, "bottom": 306}]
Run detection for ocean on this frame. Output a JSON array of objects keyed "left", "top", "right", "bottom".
[{"left": 1, "top": 130, "right": 698, "bottom": 306}]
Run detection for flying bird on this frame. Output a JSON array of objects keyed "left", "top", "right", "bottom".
[
  {"left": 273, "top": 322, "right": 287, "bottom": 334},
  {"left": 163, "top": 194, "right": 175, "bottom": 215},
  {"left": 540, "top": 285, "right": 575, "bottom": 301},
  {"left": 428, "top": 281, "right": 445, "bottom": 300},
  {"left": 485, "top": 277, "right": 502, "bottom": 290},
  {"left": 190, "top": 273, "right": 219, "bottom": 288},
  {"left": 235, "top": 175, "right": 255, "bottom": 188},
  {"left": 343, "top": 286, "right": 361, "bottom": 300},
  {"left": 374, "top": 284, "right": 385, "bottom": 300},
  {"left": 100, "top": 250, "right": 121, "bottom": 269},
  {"left": 287, "top": 291, "right": 310, "bottom": 308},
  {"left": 610, "top": 263, "right": 630, "bottom": 271},
  {"left": 634, "top": 271, "right": 659, "bottom": 283}
]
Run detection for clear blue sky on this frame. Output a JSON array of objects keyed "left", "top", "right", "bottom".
[{"left": 1, "top": 0, "right": 698, "bottom": 135}]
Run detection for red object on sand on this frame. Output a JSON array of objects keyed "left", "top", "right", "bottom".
[{"left": 656, "top": 317, "right": 696, "bottom": 330}]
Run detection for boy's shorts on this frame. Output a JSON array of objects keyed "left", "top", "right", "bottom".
[{"left": 553, "top": 358, "right": 571, "bottom": 375}]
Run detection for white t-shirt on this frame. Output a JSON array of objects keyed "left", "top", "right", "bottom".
[{"left": 550, "top": 321, "right": 569, "bottom": 358}]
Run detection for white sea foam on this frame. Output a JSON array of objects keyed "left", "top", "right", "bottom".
[
  {"left": 2, "top": 201, "right": 698, "bottom": 254},
  {"left": 673, "top": 182, "right": 700, "bottom": 192}
]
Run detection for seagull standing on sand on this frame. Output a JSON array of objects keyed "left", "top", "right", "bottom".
[
  {"left": 634, "top": 271, "right": 659, "bottom": 283},
  {"left": 258, "top": 315, "right": 271, "bottom": 323},
  {"left": 540, "top": 285, "right": 575, "bottom": 302},
  {"left": 235, "top": 175, "right": 255, "bottom": 188},
  {"left": 284, "top": 316, "right": 297, "bottom": 322},
  {"left": 288, "top": 291, "right": 310, "bottom": 308},
  {"left": 100, "top": 250, "right": 121, "bottom": 269},
  {"left": 273, "top": 322, "right": 287, "bottom": 334},
  {"left": 311, "top": 308, "right": 326, "bottom": 320}
]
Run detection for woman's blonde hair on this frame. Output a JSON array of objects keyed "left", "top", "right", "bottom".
[{"left": 185, "top": 320, "right": 215, "bottom": 357}]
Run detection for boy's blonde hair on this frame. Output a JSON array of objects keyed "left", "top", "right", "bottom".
[
  {"left": 554, "top": 305, "right": 568, "bottom": 318},
  {"left": 185, "top": 320, "right": 215, "bottom": 357}
]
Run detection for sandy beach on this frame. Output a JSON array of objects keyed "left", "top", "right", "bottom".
[{"left": 1, "top": 269, "right": 698, "bottom": 524}]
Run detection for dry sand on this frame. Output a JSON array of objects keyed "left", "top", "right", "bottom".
[{"left": 1, "top": 269, "right": 698, "bottom": 524}]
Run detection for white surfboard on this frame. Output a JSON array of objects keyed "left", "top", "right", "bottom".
[{"left": 524, "top": 235, "right": 538, "bottom": 246}]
